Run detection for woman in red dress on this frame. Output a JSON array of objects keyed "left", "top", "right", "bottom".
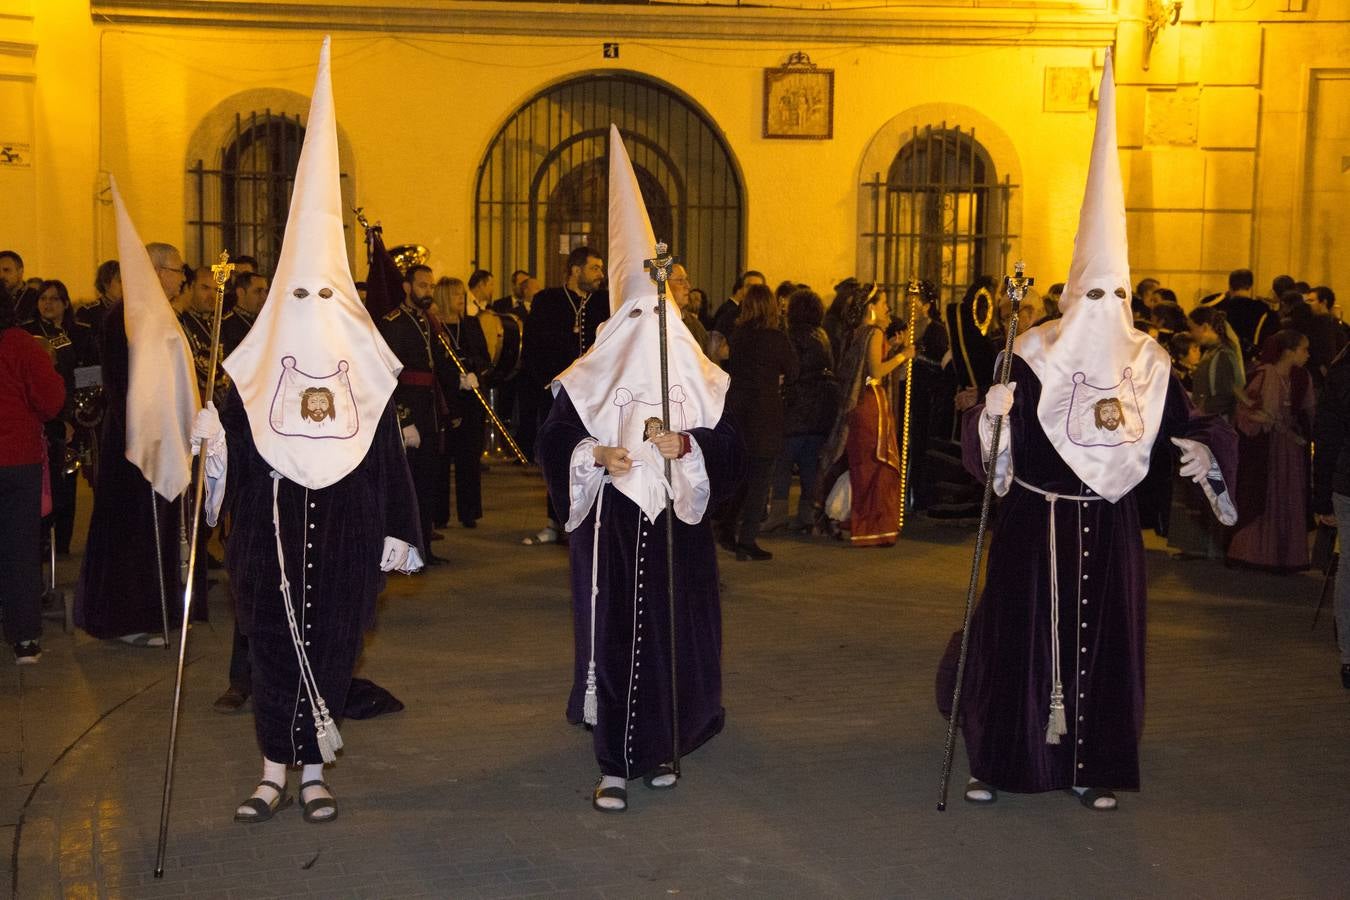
[{"left": 819, "top": 282, "right": 913, "bottom": 546}]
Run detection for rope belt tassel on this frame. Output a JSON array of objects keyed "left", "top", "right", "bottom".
[
  {"left": 583, "top": 476, "right": 609, "bottom": 726},
  {"left": 270, "top": 472, "right": 343, "bottom": 763},
  {"left": 1013, "top": 477, "right": 1100, "bottom": 746}
]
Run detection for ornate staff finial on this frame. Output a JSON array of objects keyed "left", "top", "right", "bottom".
[
  {"left": 644, "top": 240, "right": 677, "bottom": 287},
  {"left": 211, "top": 251, "right": 235, "bottom": 289}
]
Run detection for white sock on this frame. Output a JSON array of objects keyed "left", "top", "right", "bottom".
[
  {"left": 238, "top": 757, "right": 287, "bottom": 817},
  {"left": 649, "top": 767, "right": 677, "bottom": 788},
  {"left": 965, "top": 778, "right": 994, "bottom": 802},
  {"left": 301, "top": 763, "right": 334, "bottom": 818},
  {"left": 1073, "top": 786, "right": 1117, "bottom": 809},
  {"left": 595, "top": 775, "right": 626, "bottom": 810}
]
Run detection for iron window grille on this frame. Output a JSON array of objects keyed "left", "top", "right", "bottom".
[
  {"left": 860, "top": 124, "right": 1016, "bottom": 309},
  {"left": 474, "top": 73, "right": 743, "bottom": 303},
  {"left": 187, "top": 110, "right": 350, "bottom": 274}
]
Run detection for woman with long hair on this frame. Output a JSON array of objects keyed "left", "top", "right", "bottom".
[
  {"left": 24, "top": 280, "right": 97, "bottom": 554},
  {"left": 1227, "top": 329, "right": 1315, "bottom": 572},
  {"left": 818, "top": 282, "right": 913, "bottom": 547},
  {"left": 724, "top": 282, "right": 797, "bottom": 560},
  {"left": 773, "top": 288, "right": 838, "bottom": 532}
]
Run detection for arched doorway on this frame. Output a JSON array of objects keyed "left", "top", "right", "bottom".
[
  {"left": 475, "top": 73, "right": 743, "bottom": 301},
  {"left": 858, "top": 109, "right": 1020, "bottom": 308}
]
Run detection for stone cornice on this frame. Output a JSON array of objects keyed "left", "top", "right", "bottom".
[{"left": 90, "top": 1, "right": 1120, "bottom": 47}]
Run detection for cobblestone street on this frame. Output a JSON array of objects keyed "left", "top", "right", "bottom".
[{"left": 4, "top": 465, "right": 1348, "bottom": 899}]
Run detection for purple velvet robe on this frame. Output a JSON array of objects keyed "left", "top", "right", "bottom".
[
  {"left": 539, "top": 388, "right": 744, "bottom": 780},
  {"left": 942, "top": 356, "right": 1236, "bottom": 792},
  {"left": 220, "top": 386, "right": 420, "bottom": 766}
]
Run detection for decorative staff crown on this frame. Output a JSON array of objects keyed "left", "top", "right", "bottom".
[{"left": 211, "top": 251, "right": 235, "bottom": 289}]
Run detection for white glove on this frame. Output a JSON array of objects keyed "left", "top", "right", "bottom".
[
  {"left": 984, "top": 382, "right": 1016, "bottom": 418},
  {"left": 1171, "top": 437, "right": 1215, "bottom": 484},
  {"left": 191, "top": 402, "right": 223, "bottom": 457},
  {"left": 379, "top": 536, "right": 422, "bottom": 573},
  {"left": 401, "top": 424, "right": 421, "bottom": 449},
  {"left": 459, "top": 372, "right": 479, "bottom": 391}
]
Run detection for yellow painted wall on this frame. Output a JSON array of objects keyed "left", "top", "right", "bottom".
[{"left": 2, "top": 0, "right": 1346, "bottom": 308}]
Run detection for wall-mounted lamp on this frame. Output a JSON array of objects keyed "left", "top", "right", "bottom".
[{"left": 1144, "top": 0, "right": 1183, "bottom": 71}]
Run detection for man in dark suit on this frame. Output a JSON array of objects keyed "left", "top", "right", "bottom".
[
  {"left": 1197, "top": 268, "right": 1272, "bottom": 359},
  {"left": 377, "top": 263, "right": 463, "bottom": 564},
  {"left": 519, "top": 246, "right": 608, "bottom": 544}
]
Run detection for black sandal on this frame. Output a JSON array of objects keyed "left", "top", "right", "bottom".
[
  {"left": 1070, "top": 787, "right": 1117, "bottom": 811},
  {"left": 592, "top": 779, "right": 628, "bottom": 813},
  {"left": 964, "top": 779, "right": 998, "bottom": 805},
  {"left": 300, "top": 779, "right": 339, "bottom": 824},
  {"left": 642, "top": 765, "right": 678, "bottom": 791},
  {"left": 233, "top": 780, "right": 292, "bottom": 824}
]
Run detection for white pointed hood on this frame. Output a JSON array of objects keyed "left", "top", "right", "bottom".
[
  {"left": 222, "top": 37, "right": 401, "bottom": 490},
  {"left": 1014, "top": 49, "right": 1170, "bottom": 503},
  {"left": 111, "top": 176, "right": 201, "bottom": 500},
  {"left": 555, "top": 125, "right": 729, "bottom": 523}
]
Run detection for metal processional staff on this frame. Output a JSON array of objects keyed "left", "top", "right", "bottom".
[{"left": 936, "top": 260, "right": 1033, "bottom": 811}]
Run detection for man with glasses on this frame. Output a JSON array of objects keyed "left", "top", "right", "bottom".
[{"left": 77, "top": 242, "right": 189, "bottom": 648}]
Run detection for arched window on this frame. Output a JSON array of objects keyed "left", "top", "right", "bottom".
[
  {"left": 860, "top": 125, "right": 1015, "bottom": 306},
  {"left": 475, "top": 73, "right": 743, "bottom": 301},
  {"left": 187, "top": 110, "right": 352, "bottom": 273}
]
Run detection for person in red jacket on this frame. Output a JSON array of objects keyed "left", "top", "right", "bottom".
[{"left": 0, "top": 298, "right": 66, "bottom": 663}]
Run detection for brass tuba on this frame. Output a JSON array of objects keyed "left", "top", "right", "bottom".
[{"left": 388, "top": 243, "right": 430, "bottom": 275}]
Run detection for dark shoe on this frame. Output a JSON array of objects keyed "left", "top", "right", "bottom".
[
  {"left": 300, "top": 779, "right": 338, "bottom": 824},
  {"left": 735, "top": 542, "right": 772, "bottom": 561},
  {"left": 592, "top": 779, "right": 627, "bottom": 813},
  {"left": 212, "top": 686, "right": 249, "bottom": 714},
  {"left": 642, "top": 765, "right": 678, "bottom": 790},
  {"left": 1341, "top": 664, "right": 1350, "bottom": 689},
  {"left": 234, "top": 780, "right": 292, "bottom": 824},
  {"left": 964, "top": 779, "right": 997, "bottom": 805},
  {"left": 460, "top": 519, "right": 477, "bottom": 529},
  {"left": 1069, "top": 787, "right": 1118, "bottom": 811},
  {"left": 13, "top": 641, "right": 41, "bottom": 665}
]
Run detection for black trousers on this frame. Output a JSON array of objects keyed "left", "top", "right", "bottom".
[
  {"left": 735, "top": 456, "right": 778, "bottom": 546},
  {"left": 406, "top": 444, "right": 439, "bottom": 557},
  {"left": 446, "top": 410, "right": 484, "bottom": 524},
  {"left": 0, "top": 464, "right": 43, "bottom": 644}
]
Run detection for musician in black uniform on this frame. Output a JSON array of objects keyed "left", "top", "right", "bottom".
[
  {"left": 219, "top": 271, "right": 269, "bottom": 358},
  {"left": 179, "top": 265, "right": 233, "bottom": 408},
  {"left": 1, "top": 250, "right": 40, "bottom": 323},
  {"left": 24, "top": 280, "right": 97, "bottom": 555},
  {"left": 435, "top": 277, "right": 491, "bottom": 528},
  {"left": 377, "top": 263, "right": 463, "bottom": 564},
  {"left": 77, "top": 260, "right": 121, "bottom": 342},
  {"left": 211, "top": 269, "right": 269, "bottom": 715},
  {"left": 519, "top": 245, "right": 608, "bottom": 544}
]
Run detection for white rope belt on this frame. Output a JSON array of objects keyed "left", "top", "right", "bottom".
[
  {"left": 582, "top": 475, "right": 610, "bottom": 726},
  {"left": 1013, "top": 476, "right": 1101, "bottom": 745},
  {"left": 270, "top": 472, "right": 343, "bottom": 762}
]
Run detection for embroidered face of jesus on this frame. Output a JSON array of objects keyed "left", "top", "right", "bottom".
[
  {"left": 1093, "top": 397, "right": 1123, "bottom": 431},
  {"left": 643, "top": 417, "right": 665, "bottom": 441},
  {"left": 301, "top": 386, "right": 336, "bottom": 423}
]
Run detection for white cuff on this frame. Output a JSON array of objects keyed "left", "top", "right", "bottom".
[
  {"left": 977, "top": 411, "right": 1014, "bottom": 497},
  {"left": 380, "top": 536, "right": 423, "bottom": 573},
  {"left": 1175, "top": 438, "right": 1237, "bottom": 526},
  {"left": 670, "top": 435, "right": 711, "bottom": 524},
  {"left": 202, "top": 438, "right": 227, "bottom": 527},
  {"left": 565, "top": 438, "right": 605, "bottom": 533}
]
